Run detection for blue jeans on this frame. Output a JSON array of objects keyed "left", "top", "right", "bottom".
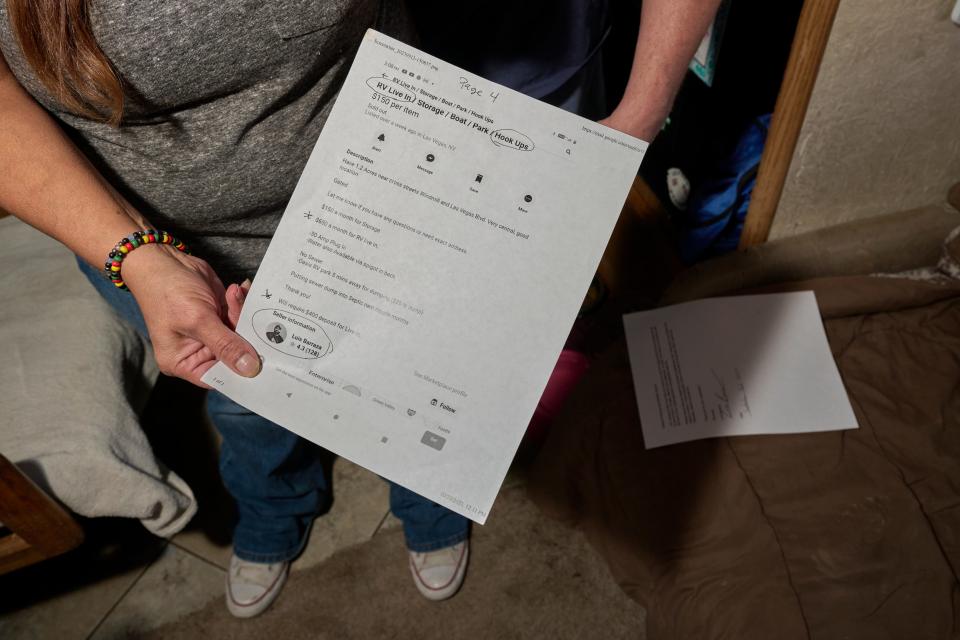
[{"left": 78, "top": 259, "right": 468, "bottom": 560}]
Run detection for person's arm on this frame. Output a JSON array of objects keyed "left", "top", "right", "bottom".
[
  {"left": 0, "top": 51, "right": 260, "bottom": 386},
  {"left": 600, "top": 0, "right": 723, "bottom": 141}
]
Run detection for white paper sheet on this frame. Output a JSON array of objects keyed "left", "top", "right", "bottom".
[
  {"left": 203, "top": 30, "right": 646, "bottom": 523},
  {"left": 623, "top": 292, "right": 858, "bottom": 449}
]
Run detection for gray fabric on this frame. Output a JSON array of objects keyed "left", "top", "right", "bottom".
[
  {"left": 0, "top": 0, "right": 411, "bottom": 282},
  {"left": 0, "top": 217, "right": 196, "bottom": 537}
]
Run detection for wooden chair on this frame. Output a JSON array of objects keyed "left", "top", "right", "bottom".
[{"left": 0, "top": 453, "right": 84, "bottom": 575}]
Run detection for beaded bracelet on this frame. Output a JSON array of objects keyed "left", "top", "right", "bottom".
[{"left": 103, "top": 229, "right": 190, "bottom": 290}]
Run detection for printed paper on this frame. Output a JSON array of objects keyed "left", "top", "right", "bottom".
[{"left": 204, "top": 30, "right": 647, "bottom": 523}]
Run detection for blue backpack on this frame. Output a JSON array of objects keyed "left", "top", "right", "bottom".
[{"left": 678, "top": 114, "right": 771, "bottom": 264}]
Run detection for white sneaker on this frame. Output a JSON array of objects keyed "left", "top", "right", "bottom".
[
  {"left": 408, "top": 540, "right": 469, "bottom": 601},
  {"left": 226, "top": 554, "right": 289, "bottom": 618}
]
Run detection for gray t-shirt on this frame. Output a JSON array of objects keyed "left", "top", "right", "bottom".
[{"left": 0, "top": 0, "right": 409, "bottom": 282}]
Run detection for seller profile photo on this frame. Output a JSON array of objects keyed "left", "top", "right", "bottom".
[{"left": 266, "top": 323, "right": 287, "bottom": 344}]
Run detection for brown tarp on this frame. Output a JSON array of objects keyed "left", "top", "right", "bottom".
[{"left": 529, "top": 233, "right": 960, "bottom": 639}]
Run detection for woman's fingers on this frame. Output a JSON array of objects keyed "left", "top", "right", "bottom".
[
  {"left": 127, "top": 249, "right": 261, "bottom": 385},
  {"left": 171, "top": 343, "right": 218, "bottom": 389},
  {"left": 225, "top": 284, "right": 243, "bottom": 329},
  {"left": 225, "top": 279, "right": 251, "bottom": 329},
  {"left": 190, "top": 306, "right": 262, "bottom": 378}
]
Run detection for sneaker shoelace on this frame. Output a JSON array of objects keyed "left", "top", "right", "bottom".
[
  {"left": 412, "top": 544, "right": 462, "bottom": 571},
  {"left": 232, "top": 560, "right": 281, "bottom": 588}
]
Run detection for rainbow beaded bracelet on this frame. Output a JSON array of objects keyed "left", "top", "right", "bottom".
[{"left": 103, "top": 229, "right": 190, "bottom": 290}]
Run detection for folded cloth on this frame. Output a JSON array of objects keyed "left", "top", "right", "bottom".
[
  {"left": 529, "top": 225, "right": 960, "bottom": 639},
  {"left": 0, "top": 217, "right": 196, "bottom": 537}
]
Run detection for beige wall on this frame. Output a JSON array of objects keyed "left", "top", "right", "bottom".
[{"left": 770, "top": 0, "right": 960, "bottom": 239}]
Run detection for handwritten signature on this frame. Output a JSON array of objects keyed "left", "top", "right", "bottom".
[
  {"left": 711, "top": 369, "right": 732, "bottom": 419},
  {"left": 734, "top": 367, "right": 752, "bottom": 418},
  {"left": 712, "top": 368, "right": 752, "bottom": 420}
]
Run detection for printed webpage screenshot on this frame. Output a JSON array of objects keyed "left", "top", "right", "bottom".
[{"left": 205, "top": 30, "right": 646, "bottom": 523}]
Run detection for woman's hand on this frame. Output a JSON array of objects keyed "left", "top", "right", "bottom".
[{"left": 121, "top": 245, "right": 261, "bottom": 388}]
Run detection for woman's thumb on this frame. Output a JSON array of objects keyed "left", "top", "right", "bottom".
[{"left": 195, "top": 313, "right": 261, "bottom": 377}]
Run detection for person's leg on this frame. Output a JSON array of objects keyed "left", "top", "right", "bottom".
[
  {"left": 206, "top": 390, "right": 329, "bottom": 617},
  {"left": 81, "top": 259, "right": 461, "bottom": 600},
  {"left": 205, "top": 391, "right": 329, "bottom": 562},
  {"left": 389, "top": 483, "right": 469, "bottom": 552},
  {"left": 205, "top": 384, "right": 331, "bottom": 618},
  {"left": 78, "top": 259, "right": 328, "bottom": 611},
  {"left": 390, "top": 482, "right": 470, "bottom": 600},
  {"left": 79, "top": 258, "right": 329, "bottom": 553}
]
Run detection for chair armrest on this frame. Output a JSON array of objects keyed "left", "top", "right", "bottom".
[{"left": 0, "top": 453, "right": 84, "bottom": 574}]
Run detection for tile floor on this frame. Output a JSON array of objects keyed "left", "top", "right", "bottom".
[
  {"left": 0, "top": 176, "right": 668, "bottom": 639},
  {"left": 0, "top": 268, "right": 567, "bottom": 640},
  {"left": 0, "top": 459, "right": 404, "bottom": 640},
  {"left": 0, "top": 457, "right": 531, "bottom": 640}
]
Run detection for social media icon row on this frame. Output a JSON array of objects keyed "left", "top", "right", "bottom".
[{"left": 373, "top": 133, "right": 532, "bottom": 202}]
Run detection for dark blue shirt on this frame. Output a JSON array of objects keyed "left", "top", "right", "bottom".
[{"left": 411, "top": 0, "right": 609, "bottom": 99}]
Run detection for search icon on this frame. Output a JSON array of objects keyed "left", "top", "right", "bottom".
[{"left": 565, "top": 148, "right": 571, "bottom": 155}]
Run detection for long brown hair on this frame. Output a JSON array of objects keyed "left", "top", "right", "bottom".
[{"left": 6, "top": 0, "right": 123, "bottom": 124}]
